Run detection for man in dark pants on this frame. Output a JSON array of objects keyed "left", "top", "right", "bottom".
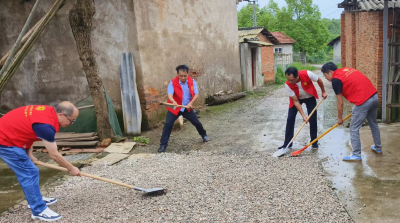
[
  {"left": 278, "top": 67, "right": 327, "bottom": 150},
  {"left": 158, "top": 65, "right": 208, "bottom": 153}
]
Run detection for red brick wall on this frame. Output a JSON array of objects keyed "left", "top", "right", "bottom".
[
  {"left": 257, "top": 33, "right": 275, "bottom": 83},
  {"left": 341, "top": 13, "right": 346, "bottom": 67},
  {"left": 341, "top": 11, "right": 385, "bottom": 105}
]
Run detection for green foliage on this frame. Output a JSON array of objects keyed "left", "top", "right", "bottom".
[
  {"left": 134, "top": 136, "right": 149, "bottom": 144},
  {"left": 238, "top": 0, "right": 341, "bottom": 59},
  {"left": 289, "top": 62, "right": 318, "bottom": 71},
  {"left": 275, "top": 66, "right": 287, "bottom": 84},
  {"left": 336, "top": 63, "right": 341, "bottom": 68}
]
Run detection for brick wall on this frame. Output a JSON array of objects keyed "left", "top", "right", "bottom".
[
  {"left": 257, "top": 33, "right": 275, "bottom": 83},
  {"left": 341, "top": 11, "right": 385, "bottom": 105}
]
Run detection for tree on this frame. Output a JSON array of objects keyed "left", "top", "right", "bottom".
[
  {"left": 69, "top": 0, "right": 114, "bottom": 141},
  {"left": 238, "top": 0, "right": 330, "bottom": 54}
]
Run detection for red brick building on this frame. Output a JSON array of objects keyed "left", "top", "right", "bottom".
[
  {"left": 339, "top": 0, "right": 400, "bottom": 110},
  {"left": 239, "top": 27, "right": 280, "bottom": 83}
]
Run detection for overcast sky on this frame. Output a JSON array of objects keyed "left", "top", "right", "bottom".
[{"left": 237, "top": 0, "right": 344, "bottom": 20}]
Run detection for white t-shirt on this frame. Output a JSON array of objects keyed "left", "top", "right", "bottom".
[{"left": 285, "top": 71, "right": 319, "bottom": 99}]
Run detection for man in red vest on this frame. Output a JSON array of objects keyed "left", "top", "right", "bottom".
[
  {"left": 322, "top": 62, "right": 381, "bottom": 161},
  {"left": 278, "top": 67, "right": 327, "bottom": 151},
  {"left": 158, "top": 65, "right": 208, "bottom": 153},
  {"left": 0, "top": 101, "right": 80, "bottom": 221}
]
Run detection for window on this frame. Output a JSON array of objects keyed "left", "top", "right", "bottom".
[{"left": 274, "top": 47, "right": 282, "bottom": 54}]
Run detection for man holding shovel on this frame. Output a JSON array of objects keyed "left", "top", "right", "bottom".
[
  {"left": 0, "top": 101, "right": 80, "bottom": 221},
  {"left": 321, "top": 62, "right": 381, "bottom": 161},
  {"left": 158, "top": 65, "right": 208, "bottom": 153},
  {"left": 278, "top": 67, "right": 327, "bottom": 151}
]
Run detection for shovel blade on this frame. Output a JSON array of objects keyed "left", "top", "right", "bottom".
[
  {"left": 134, "top": 186, "right": 164, "bottom": 194},
  {"left": 272, "top": 148, "right": 290, "bottom": 157}
]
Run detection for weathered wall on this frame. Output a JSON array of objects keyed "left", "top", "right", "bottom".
[
  {"left": 0, "top": 0, "right": 241, "bottom": 129},
  {"left": 240, "top": 43, "right": 252, "bottom": 91},
  {"left": 333, "top": 40, "right": 341, "bottom": 64},
  {"left": 131, "top": 0, "right": 241, "bottom": 128},
  {"left": 0, "top": 0, "right": 136, "bottom": 111},
  {"left": 257, "top": 33, "right": 274, "bottom": 83}
]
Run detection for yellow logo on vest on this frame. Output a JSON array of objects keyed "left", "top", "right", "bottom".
[
  {"left": 190, "top": 86, "right": 194, "bottom": 90},
  {"left": 303, "top": 82, "right": 307, "bottom": 86},
  {"left": 343, "top": 69, "right": 349, "bottom": 72},
  {"left": 35, "top": 106, "right": 46, "bottom": 111}
]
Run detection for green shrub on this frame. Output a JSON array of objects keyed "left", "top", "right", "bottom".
[
  {"left": 336, "top": 63, "right": 341, "bottom": 69},
  {"left": 275, "top": 66, "right": 286, "bottom": 84},
  {"left": 134, "top": 136, "right": 150, "bottom": 144}
]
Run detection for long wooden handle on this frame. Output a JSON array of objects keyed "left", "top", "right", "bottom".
[
  {"left": 288, "top": 99, "right": 324, "bottom": 144},
  {"left": 162, "top": 102, "right": 190, "bottom": 109},
  {"left": 35, "top": 161, "right": 135, "bottom": 189},
  {"left": 293, "top": 113, "right": 353, "bottom": 154}
]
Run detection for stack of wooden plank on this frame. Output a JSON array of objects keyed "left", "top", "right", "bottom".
[{"left": 33, "top": 132, "right": 99, "bottom": 148}]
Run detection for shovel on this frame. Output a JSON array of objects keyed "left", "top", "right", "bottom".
[
  {"left": 35, "top": 161, "right": 165, "bottom": 195},
  {"left": 273, "top": 99, "right": 324, "bottom": 157},
  {"left": 291, "top": 113, "right": 352, "bottom": 157},
  {"left": 160, "top": 102, "right": 190, "bottom": 110}
]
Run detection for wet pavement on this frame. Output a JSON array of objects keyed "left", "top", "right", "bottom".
[{"left": 320, "top": 123, "right": 400, "bottom": 222}]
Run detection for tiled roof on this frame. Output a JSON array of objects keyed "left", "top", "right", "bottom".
[
  {"left": 270, "top": 32, "right": 296, "bottom": 44},
  {"left": 339, "top": 0, "right": 400, "bottom": 11},
  {"left": 327, "top": 36, "right": 341, "bottom": 46}
]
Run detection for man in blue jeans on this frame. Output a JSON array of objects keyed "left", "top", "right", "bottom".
[
  {"left": 0, "top": 101, "right": 80, "bottom": 221},
  {"left": 158, "top": 65, "right": 208, "bottom": 153}
]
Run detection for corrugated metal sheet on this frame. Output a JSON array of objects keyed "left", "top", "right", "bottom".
[
  {"left": 357, "top": 0, "right": 400, "bottom": 11},
  {"left": 238, "top": 27, "right": 264, "bottom": 43},
  {"left": 247, "top": 41, "right": 274, "bottom": 46}
]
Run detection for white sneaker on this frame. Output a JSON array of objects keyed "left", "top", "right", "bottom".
[
  {"left": 28, "top": 197, "right": 57, "bottom": 208},
  {"left": 31, "top": 207, "right": 62, "bottom": 221}
]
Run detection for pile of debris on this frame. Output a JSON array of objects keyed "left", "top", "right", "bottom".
[
  {"left": 33, "top": 132, "right": 101, "bottom": 154},
  {"left": 205, "top": 90, "right": 246, "bottom": 106}
]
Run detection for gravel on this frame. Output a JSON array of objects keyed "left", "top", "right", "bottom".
[{"left": 0, "top": 152, "right": 352, "bottom": 222}]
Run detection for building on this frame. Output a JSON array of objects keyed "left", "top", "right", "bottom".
[
  {"left": 338, "top": 0, "right": 400, "bottom": 121},
  {"left": 327, "top": 36, "right": 341, "bottom": 64},
  {"left": 270, "top": 31, "right": 296, "bottom": 67},
  {"left": 0, "top": 0, "right": 242, "bottom": 129},
  {"left": 238, "top": 27, "right": 279, "bottom": 85}
]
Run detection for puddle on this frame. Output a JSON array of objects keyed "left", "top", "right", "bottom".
[
  {"left": 0, "top": 153, "right": 96, "bottom": 213},
  {"left": 0, "top": 164, "right": 61, "bottom": 213}
]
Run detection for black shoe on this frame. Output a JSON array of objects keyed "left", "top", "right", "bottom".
[
  {"left": 202, "top": 135, "right": 209, "bottom": 142},
  {"left": 277, "top": 142, "right": 293, "bottom": 150},
  {"left": 158, "top": 145, "right": 167, "bottom": 153}
]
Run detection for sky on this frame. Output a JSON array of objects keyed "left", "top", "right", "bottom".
[{"left": 237, "top": 0, "right": 344, "bottom": 20}]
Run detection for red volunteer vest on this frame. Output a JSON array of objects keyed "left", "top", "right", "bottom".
[
  {"left": 332, "top": 68, "right": 377, "bottom": 106},
  {"left": 167, "top": 76, "right": 195, "bottom": 116},
  {"left": 286, "top": 70, "right": 319, "bottom": 108},
  {"left": 0, "top": 105, "right": 60, "bottom": 149}
]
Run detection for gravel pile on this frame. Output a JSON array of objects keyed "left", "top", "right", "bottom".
[{"left": 0, "top": 152, "right": 352, "bottom": 222}]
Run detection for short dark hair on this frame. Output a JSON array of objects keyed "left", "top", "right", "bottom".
[
  {"left": 176, "top": 65, "right": 189, "bottom": 73},
  {"left": 285, "top": 67, "right": 299, "bottom": 78},
  {"left": 321, "top": 62, "right": 337, "bottom": 73}
]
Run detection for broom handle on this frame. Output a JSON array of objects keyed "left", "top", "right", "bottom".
[
  {"left": 34, "top": 161, "right": 135, "bottom": 189},
  {"left": 162, "top": 102, "right": 190, "bottom": 109},
  {"left": 296, "top": 113, "right": 353, "bottom": 153},
  {"left": 288, "top": 99, "right": 324, "bottom": 144}
]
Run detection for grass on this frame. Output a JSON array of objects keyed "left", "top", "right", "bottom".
[{"left": 289, "top": 62, "right": 318, "bottom": 71}]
